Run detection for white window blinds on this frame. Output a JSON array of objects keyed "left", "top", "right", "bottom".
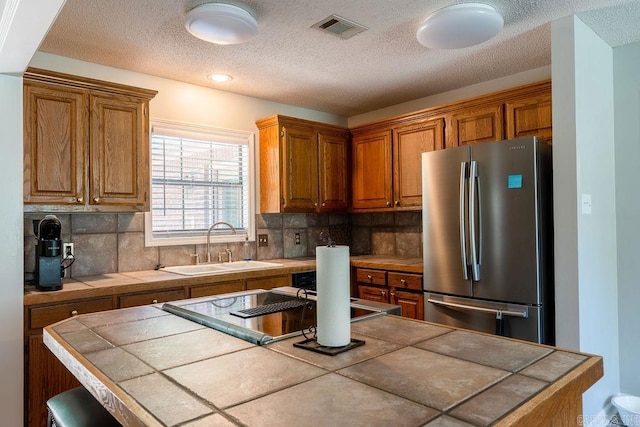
[{"left": 147, "top": 121, "right": 254, "bottom": 244}]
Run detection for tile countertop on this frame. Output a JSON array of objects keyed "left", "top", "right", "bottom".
[
  {"left": 24, "top": 255, "right": 423, "bottom": 306},
  {"left": 44, "top": 307, "right": 602, "bottom": 427}
]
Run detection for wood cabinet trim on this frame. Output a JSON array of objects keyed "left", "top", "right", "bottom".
[
  {"left": 350, "top": 80, "right": 551, "bottom": 135},
  {"left": 24, "top": 67, "right": 157, "bottom": 100}
]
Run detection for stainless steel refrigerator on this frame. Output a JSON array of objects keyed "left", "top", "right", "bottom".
[{"left": 421, "top": 136, "right": 554, "bottom": 345}]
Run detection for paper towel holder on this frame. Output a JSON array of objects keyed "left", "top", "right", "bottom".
[
  {"left": 319, "top": 230, "right": 335, "bottom": 247},
  {"left": 294, "top": 337, "right": 365, "bottom": 356}
]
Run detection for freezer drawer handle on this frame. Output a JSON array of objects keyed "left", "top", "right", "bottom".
[{"left": 427, "top": 298, "right": 528, "bottom": 318}]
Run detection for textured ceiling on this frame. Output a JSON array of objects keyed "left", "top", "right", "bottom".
[{"left": 39, "top": 0, "right": 640, "bottom": 116}]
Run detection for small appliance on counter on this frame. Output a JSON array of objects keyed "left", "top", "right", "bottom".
[{"left": 33, "top": 215, "right": 62, "bottom": 291}]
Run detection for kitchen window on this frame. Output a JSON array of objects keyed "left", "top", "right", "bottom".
[{"left": 145, "top": 119, "right": 255, "bottom": 246}]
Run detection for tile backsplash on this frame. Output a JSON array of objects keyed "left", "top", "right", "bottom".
[{"left": 24, "top": 211, "right": 422, "bottom": 279}]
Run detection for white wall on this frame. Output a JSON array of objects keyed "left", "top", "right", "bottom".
[
  {"left": 0, "top": 73, "right": 25, "bottom": 427},
  {"left": 30, "top": 52, "right": 348, "bottom": 131},
  {"left": 348, "top": 65, "right": 551, "bottom": 127},
  {"left": 552, "top": 15, "right": 620, "bottom": 417},
  {"left": 613, "top": 41, "right": 640, "bottom": 396}
]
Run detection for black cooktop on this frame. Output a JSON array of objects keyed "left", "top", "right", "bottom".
[{"left": 162, "top": 290, "right": 382, "bottom": 345}]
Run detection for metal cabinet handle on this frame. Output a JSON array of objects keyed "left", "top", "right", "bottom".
[
  {"left": 386, "top": 201, "right": 392, "bottom": 207},
  {"left": 76, "top": 197, "right": 84, "bottom": 204},
  {"left": 93, "top": 197, "right": 100, "bottom": 203},
  {"left": 367, "top": 274, "right": 372, "bottom": 281},
  {"left": 314, "top": 202, "right": 318, "bottom": 207},
  {"left": 152, "top": 299, "right": 158, "bottom": 304},
  {"left": 321, "top": 202, "right": 326, "bottom": 207},
  {"left": 381, "top": 290, "right": 386, "bottom": 296},
  {"left": 395, "top": 200, "right": 400, "bottom": 206},
  {"left": 400, "top": 279, "right": 406, "bottom": 285},
  {"left": 70, "top": 310, "right": 78, "bottom": 316}
]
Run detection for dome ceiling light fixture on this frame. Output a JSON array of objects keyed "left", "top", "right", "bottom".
[
  {"left": 185, "top": 2, "right": 258, "bottom": 45},
  {"left": 416, "top": 3, "right": 504, "bottom": 49}
]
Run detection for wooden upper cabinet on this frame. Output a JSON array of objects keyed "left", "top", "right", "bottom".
[
  {"left": 351, "top": 130, "right": 393, "bottom": 210},
  {"left": 393, "top": 119, "right": 444, "bottom": 208},
  {"left": 318, "top": 130, "right": 349, "bottom": 212},
  {"left": 90, "top": 94, "right": 147, "bottom": 207},
  {"left": 505, "top": 92, "right": 552, "bottom": 144},
  {"left": 23, "top": 84, "right": 87, "bottom": 205},
  {"left": 281, "top": 124, "right": 319, "bottom": 211},
  {"left": 446, "top": 104, "right": 504, "bottom": 148},
  {"left": 23, "top": 68, "right": 156, "bottom": 212},
  {"left": 257, "top": 115, "right": 349, "bottom": 213}
]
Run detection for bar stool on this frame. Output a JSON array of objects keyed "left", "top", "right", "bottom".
[{"left": 47, "top": 386, "right": 121, "bottom": 427}]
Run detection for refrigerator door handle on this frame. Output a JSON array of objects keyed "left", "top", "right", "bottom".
[
  {"left": 426, "top": 297, "right": 528, "bottom": 318},
  {"left": 469, "top": 160, "right": 481, "bottom": 281},
  {"left": 459, "top": 162, "right": 469, "bottom": 280}
]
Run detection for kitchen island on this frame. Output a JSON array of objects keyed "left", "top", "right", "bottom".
[{"left": 44, "top": 297, "right": 602, "bottom": 427}]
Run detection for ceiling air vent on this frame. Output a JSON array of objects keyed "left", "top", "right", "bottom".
[{"left": 311, "top": 14, "right": 368, "bottom": 40}]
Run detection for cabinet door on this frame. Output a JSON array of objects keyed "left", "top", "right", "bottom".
[
  {"left": 318, "top": 130, "right": 349, "bottom": 212},
  {"left": 90, "top": 94, "right": 148, "bottom": 207},
  {"left": 505, "top": 93, "right": 552, "bottom": 144},
  {"left": 281, "top": 125, "right": 319, "bottom": 212},
  {"left": 446, "top": 104, "right": 504, "bottom": 148},
  {"left": 393, "top": 119, "right": 444, "bottom": 208},
  {"left": 351, "top": 130, "right": 393, "bottom": 210},
  {"left": 23, "top": 83, "right": 87, "bottom": 205},
  {"left": 358, "top": 284, "right": 389, "bottom": 303},
  {"left": 27, "top": 334, "right": 81, "bottom": 427},
  {"left": 390, "top": 289, "right": 424, "bottom": 320}
]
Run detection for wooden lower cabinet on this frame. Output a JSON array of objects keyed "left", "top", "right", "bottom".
[
  {"left": 355, "top": 268, "right": 424, "bottom": 320},
  {"left": 358, "top": 284, "right": 389, "bottom": 303},
  {"left": 246, "top": 274, "right": 291, "bottom": 290},
  {"left": 25, "top": 296, "right": 115, "bottom": 427},
  {"left": 190, "top": 280, "right": 244, "bottom": 298},
  {"left": 390, "top": 289, "right": 424, "bottom": 320},
  {"left": 118, "top": 288, "right": 185, "bottom": 308}
]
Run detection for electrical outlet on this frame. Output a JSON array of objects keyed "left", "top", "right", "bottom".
[
  {"left": 294, "top": 233, "right": 301, "bottom": 245},
  {"left": 63, "top": 243, "right": 74, "bottom": 258},
  {"left": 258, "top": 234, "right": 268, "bottom": 247}
]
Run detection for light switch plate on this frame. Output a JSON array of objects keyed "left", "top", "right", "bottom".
[
  {"left": 258, "top": 234, "right": 268, "bottom": 247},
  {"left": 581, "top": 194, "right": 592, "bottom": 215}
]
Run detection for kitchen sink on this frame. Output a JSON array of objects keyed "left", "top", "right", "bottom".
[
  {"left": 162, "top": 260, "right": 283, "bottom": 276},
  {"left": 220, "top": 260, "right": 283, "bottom": 270}
]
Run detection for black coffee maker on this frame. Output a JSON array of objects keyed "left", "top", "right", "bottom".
[{"left": 33, "top": 215, "right": 62, "bottom": 291}]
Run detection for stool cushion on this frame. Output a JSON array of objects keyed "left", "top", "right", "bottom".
[{"left": 47, "top": 387, "right": 121, "bottom": 427}]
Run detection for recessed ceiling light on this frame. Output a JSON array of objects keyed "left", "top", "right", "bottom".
[
  {"left": 185, "top": 3, "right": 258, "bottom": 45},
  {"left": 416, "top": 3, "right": 504, "bottom": 49},
  {"left": 208, "top": 73, "right": 233, "bottom": 83}
]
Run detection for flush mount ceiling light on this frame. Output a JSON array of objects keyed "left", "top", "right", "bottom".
[
  {"left": 208, "top": 73, "right": 233, "bottom": 82},
  {"left": 185, "top": 2, "right": 258, "bottom": 45},
  {"left": 416, "top": 3, "right": 503, "bottom": 49}
]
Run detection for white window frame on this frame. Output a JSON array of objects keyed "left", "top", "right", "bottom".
[{"left": 144, "top": 118, "right": 256, "bottom": 247}]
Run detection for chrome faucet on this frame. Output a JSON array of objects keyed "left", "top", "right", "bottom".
[{"left": 206, "top": 221, "right": 237, "bottom": 262}]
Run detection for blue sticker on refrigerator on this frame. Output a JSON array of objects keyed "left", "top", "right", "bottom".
[{"left": 508, "top": 174, "right": 523, "bottom": 189}]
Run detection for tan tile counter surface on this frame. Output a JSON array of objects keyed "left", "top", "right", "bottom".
[
  {"left": 44, "top": 306, "right": 602, "bottom": 427},
  {"left": 25, "top": 256, "right": 422, "bottom": 306}
]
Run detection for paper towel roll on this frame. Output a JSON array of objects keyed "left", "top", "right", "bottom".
[{"left": 316, "top": 245, "right": 351, "bottom": 347}]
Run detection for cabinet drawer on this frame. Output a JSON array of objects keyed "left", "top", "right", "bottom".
[
  {"left": 356, "top": 269, "right": 387, "bottom": 286},
  {"left": 246, "top": 275, "right": 291, "bottom": 290},
  {"left": 29, "top": 297, "right": 114, "bottom": 330},
  {"left": 118, "top": 289, "right": 185, "bottom": 308},
  {"left": 388, "top": 272, "right": 422, "bottom": 291},
  {"left": 190, "top": 280, "right": 244, "bottom": 298},
  {"left": 358, "top": 284, "right": 389, "bottom": 303}
]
